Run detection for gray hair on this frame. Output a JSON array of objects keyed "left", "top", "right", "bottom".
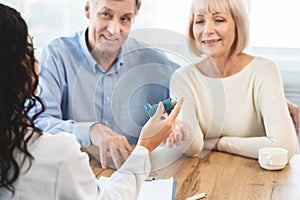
[{"left": 89, "top": 0, "right": 141, "bottom": 14}]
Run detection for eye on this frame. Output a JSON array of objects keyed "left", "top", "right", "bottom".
[
  {"left": 101, "top": 12, "right": 112, "bottom": 19},
  {"left": 120, "top": 17, "right": 128, "bottom": 22},
  {"left": 194, "top": 19, "right": 205, "bottom": 24},
  {"left": 120, "top": 16, "right": 132, "bottom": 24},
  {"left": 215, "top": 18, "right": 225, "bottom": 23},
  {"left": 195, "top": 20, "right": 204, "bottom": 24}
]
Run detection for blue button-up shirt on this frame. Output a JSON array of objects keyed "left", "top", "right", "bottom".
[{"left": 33, "top": 29, "right": 179, "bottom": 147}]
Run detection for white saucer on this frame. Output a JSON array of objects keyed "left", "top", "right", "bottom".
[{"left": 259, "top": 162, "right": 286, "bottom": 170}]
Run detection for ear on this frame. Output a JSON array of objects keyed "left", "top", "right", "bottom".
[{"left": 85, "top": 1, "right": 90, "bottom": 19}]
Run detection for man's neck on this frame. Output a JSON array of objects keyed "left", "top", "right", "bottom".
[
  {"left": 92, "top": 50, "right": 119, "bottom": 72},
  {"left": 85, "top": 29, "right": 120, "bottom": 72}
]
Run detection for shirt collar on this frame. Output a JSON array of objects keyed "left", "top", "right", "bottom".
[{"left": 79, "top": 29, "right": 97, "bottom": 73}]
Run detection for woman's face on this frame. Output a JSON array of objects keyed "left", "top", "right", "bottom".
[{"left": 192, "top": 8, "right": 236, "bottom": 58}]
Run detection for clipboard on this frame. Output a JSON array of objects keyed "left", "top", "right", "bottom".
[{"left": 138, "top": 177, "right": 176, "bottom": 200}]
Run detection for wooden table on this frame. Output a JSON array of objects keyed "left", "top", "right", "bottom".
[{"left": 83, "top": 146, "right": 300, "bottom": 200}]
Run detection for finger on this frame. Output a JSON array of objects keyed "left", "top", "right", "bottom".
[
  {"left": 180, "top": 124, "right": 190, "bottom": 140},
  {"left": 167, "top": 97, "right": 184, "bottom": 123},
  {"left": 119, "top": 147, "right": 130, "bottom": 162},
  {"left": 121, "top": 136, "right": 133, "bottom": 154},
  {"left": 166, "top": 139, "right": 174, "bottom": 148},
  {"left": 99, "top": 142, "right": 108, "bottom": 169},
  {"left": 174, "top": 125, "right": 183, "bottom": 146},
  {"left": 166, "top": 133, "right": 175, "bottom": 148},
  {"left": 109, "top": 145, "right": 122, "bottom": 169},
  {"left": 151, "top": 102, "right": 164, "bottom": 122}
]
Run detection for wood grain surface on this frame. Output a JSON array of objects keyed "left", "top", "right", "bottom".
[{"left": 83, "top": 146, "right": 300, "bottom": 200}]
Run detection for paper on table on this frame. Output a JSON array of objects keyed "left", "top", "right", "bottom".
[
  {"left": 138, "top": 177, "right": 176, "bottom": 200},
  {"left": 99, "top": 176, "right": 176, "bottom": 200}
]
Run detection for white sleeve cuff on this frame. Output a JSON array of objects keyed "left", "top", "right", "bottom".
[{"left": 132, "top": 145, "right": 149, "bottom": 155}]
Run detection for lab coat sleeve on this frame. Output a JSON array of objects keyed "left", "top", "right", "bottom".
[{"left": 55, "top": 135, "right": 150, "bottom": 200}]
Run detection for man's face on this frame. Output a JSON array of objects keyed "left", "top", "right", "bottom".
[{"left": 85, "top": 0, "right": 136, "bottom": 54}]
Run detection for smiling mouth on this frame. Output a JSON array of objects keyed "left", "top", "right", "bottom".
[
  {"left": 202, "top": 39, "right": 221, "bottom": 44},
  {"left": 102, "top": 34, "right": 119, "bottom": 42}
]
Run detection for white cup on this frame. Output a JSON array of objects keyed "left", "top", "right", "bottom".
[{"left": 258, "top": 147, "right": 288, "bottom": 170}]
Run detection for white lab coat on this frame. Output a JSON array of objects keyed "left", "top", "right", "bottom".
[{"left": 0, "top": 132, "right": 150, "bottom": 200}]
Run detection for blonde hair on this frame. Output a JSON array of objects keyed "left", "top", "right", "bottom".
[{"left": 187, "top": 0, "right": 249, "bottom": 57}]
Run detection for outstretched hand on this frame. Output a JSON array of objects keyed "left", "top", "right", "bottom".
[{"left": 137, "top": 98, "right": 184, "bottom": 152}]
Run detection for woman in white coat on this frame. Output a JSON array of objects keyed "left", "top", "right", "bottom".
[{"left": 0, "top": 4, "right": 183, "bottom": 200}]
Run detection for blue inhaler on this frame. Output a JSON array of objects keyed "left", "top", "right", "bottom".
[{"left": 144, "top": 98, "right": 177, "bottom": 118}]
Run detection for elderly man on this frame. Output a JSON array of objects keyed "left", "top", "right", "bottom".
[{"left": 32, "top": 0, "right": 179, "bottom": 169}]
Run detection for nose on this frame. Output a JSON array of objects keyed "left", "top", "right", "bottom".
[
  {"left": 203, "top": 21, "right": 214, "bottom": 35},
  {"left": 107, "top": 19, "right": 121, "bottom": 35}
]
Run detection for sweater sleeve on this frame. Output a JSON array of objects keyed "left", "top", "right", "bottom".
[
  {"left": 170, "top": 69, "right": 204, "bottom": 157},
  {"left": 217, "top": 60, "right": 299, "bottom": 160}
]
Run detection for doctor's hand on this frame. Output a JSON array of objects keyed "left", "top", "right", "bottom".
[
  {"left": 138, "top": 98, "right": 183, "bottom": 152},
  {"left": 89, "top": 123, "right": 133, "bottom": 169}
]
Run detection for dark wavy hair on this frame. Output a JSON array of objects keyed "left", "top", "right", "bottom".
[{"left": 0, "top": 4, "right": 45, "bottom": 194}]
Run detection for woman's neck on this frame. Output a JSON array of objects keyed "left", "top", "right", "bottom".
[{"left": 197, "top": 53, "right": 253, "bottom": 78}]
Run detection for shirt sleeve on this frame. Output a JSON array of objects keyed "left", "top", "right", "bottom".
[
  {"left": 56, "top": 136, "right": 150, "bottom": 200},
  {"left": 31, "top": 44, "right": 94, "bottom": 148}
]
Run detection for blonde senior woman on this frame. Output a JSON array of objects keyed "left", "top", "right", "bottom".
[{"left": 167, "top": 0, "right": 299, "bottom": 160}]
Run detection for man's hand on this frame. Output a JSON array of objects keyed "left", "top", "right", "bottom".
[
  {"left": 287, "top": 101, "right": 299, "bottom": 134},
  {"left": 89, "top": 124, "right": 133, "bottom": 169}
]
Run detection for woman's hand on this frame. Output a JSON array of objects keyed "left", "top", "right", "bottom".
[{"left": 165, "top": 121, "right": 190, "bottom": 148}]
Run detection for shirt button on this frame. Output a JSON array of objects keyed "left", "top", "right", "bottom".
[
  {"left": 106, "top": 96, "right": 110, "bottom": 102},
  {"left": 104, "top": 120, "right": 109, "bottom": 126}
]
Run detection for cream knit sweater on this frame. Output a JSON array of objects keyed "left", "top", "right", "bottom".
[{"left": 170, "top": 57, "right": 299, "bottom": 160}]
